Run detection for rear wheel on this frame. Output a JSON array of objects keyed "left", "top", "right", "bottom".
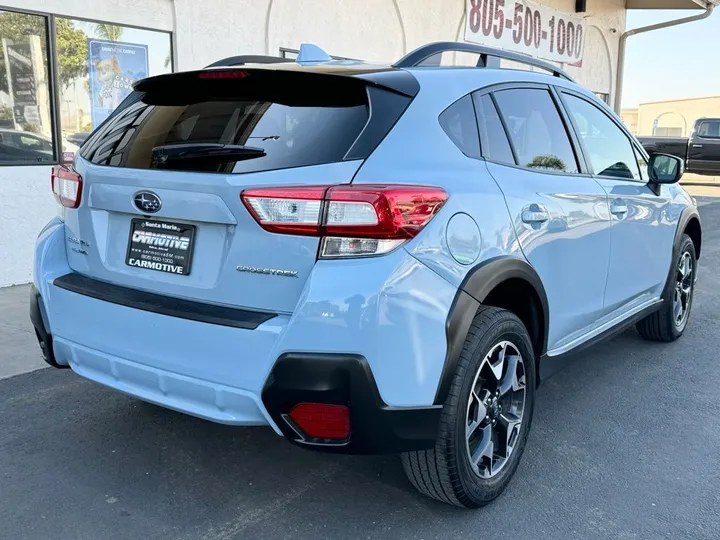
[
  {"left": 637, "top": 234, "right": 696, "bottom": 342},
  {"left": 402, "top": 306, "right": 536, "bottom": 508}
]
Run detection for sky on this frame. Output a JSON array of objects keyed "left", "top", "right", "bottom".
[{"left": 623, "top": 9, "right": 720, "bottom": 108}]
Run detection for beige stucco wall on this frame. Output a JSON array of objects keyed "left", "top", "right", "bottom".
[
  {"left": 636, "top": 96, "right": 720, "bottom": 136},
  {"left": 172, "top": 0, "right": 624, "bottom": 101},
  {"left": 621, "top": 108, "right": 639, "bottom": 134},
  {"left": 0, "top": 0, "right": 625, "bottom": 286}
]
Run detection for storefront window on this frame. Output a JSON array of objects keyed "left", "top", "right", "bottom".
[
  {"left": 0, "top": 10, "right": 53, "bottom": 163},
  {"left": 56, "top": 18, "right": 172, "bottom": 151}
]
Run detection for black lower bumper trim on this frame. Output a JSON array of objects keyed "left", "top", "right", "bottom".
[
  {"left": 53, "top": 273, "right": 277, "bottom": 330},
  {"left": 262, "top": 353, "right": 441, "bottom": 455},
  {"left": 30, "top": 285, "right": 66, "bottom": 369}
]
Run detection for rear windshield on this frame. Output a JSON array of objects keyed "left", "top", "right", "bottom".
[{"left": 80, "top": 70, "right": 370, "bottom": 173}]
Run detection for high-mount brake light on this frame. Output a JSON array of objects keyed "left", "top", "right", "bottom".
[
  {"left": 240, "top": 185, "right": 447, "bottom": 258},
  {"left": 51, "top": 165, "right": 83, "bottom": 209},
  {"left": 197, "top": 70, "right": 249, "bottom": 79}
]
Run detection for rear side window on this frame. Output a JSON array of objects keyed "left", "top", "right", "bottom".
[
  {"left": 439, "top": 95, "right": 480, "bottom": 159},
  {"left": 697, "top": 121, "right": 720, "bottom": 139},
  {"left": 493, "top": 88, "right": 579, "bottom": 174},
  {"left": 81, "top": 71, "right": 371, "bottom": 174},
  {"left": 473, "top": 93, "right": 514, "bottom": 165}
]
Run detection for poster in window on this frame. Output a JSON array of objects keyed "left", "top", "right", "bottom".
[{"left": 88, "top": 39, "right": 148, "bottom": 128}]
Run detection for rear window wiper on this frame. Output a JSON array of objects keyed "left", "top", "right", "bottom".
[{"left": 151, "top": 143, "right": 266, "bottom": 165}]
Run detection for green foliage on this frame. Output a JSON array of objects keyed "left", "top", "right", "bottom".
[
  {"left": 0, "top": 11, "right": 45, "bottom": 94},
  {"left": 0, "top": 13, "right": 89, "bottom": 93},
  {"left": 56, "top": 19, "right": 88, "bottom": 89},
  {"left": 94, "top": 24, "right": 123, "bottom": 41},
  {"left": 21, "top": 122, "right": 40, "bottom": 133},
  {"left": 527, "top": 154, "right": 567, "bottom": 172}
]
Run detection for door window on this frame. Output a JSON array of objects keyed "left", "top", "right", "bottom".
[
  {"left": 473, "top": 93, "right": 514, "bottom": 165},
  {"left": 562, "top": 93, "right": 641, "bottom": 181},
  {"left": 634, "top": 146, "right": 649, "bottom": 181},
  {"left": 493, "top": 88, "right": 579, "bottom": 174},
  {"left": 697, "top": 121, "right": 720, "bottom": 139}
]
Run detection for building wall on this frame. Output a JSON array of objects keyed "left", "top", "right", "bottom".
[
  {"left": 636, "top": 96, "right": 720, "bottom": 137},
  {"left": 621, "top": 108, "right": 639, "bottom": 134},
  {"left": 0, "top": 0, "right": 625, "bottom": 286}
]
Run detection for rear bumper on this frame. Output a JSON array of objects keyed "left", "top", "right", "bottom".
[
  {"left": 29, "top": 284, "right": 66, "bottom": 369},
  {"left": 55, "top": 336, "right": 271, "bottom": 426},
  {"left": 263, "top": 353, "right": 441, "bottom": 454},
  {"left": 32, "top": 218, "right": 455, "bottom": 453}
]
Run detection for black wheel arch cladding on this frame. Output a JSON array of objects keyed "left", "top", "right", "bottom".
[
  {"left": 435, "top": 256, "right": 549, "bottom": 405},
  {"left": 677, "top": 207, "right": 701, "bottom": 260}
]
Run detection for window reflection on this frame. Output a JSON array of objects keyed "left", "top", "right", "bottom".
[
  {"left": 563, "top": 93, "right": 642, "bottom": 181},
  {"left": 0, "top": 10, "right": 54, "bottom": 163},
  {"left": 56, "top": 18, "right": 171, "bottom": 150},
  {"left": 493, "top": 88, "right": 578, "bottom": 174}
]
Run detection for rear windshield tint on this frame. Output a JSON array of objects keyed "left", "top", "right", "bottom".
[{"left": 80, "top": 70, "right": 370, "bottom": 173}]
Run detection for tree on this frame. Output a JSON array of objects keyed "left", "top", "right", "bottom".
[
  {"left": 527, "top": 154, "right": 567, "bottom": 172},
  {"left": 94, "top": 24, "right": 123, "bottom": 42},
  {"left": 0, "top": 12, "right": 89, "bottom": 93},
  {"left": 56, "top": 19, "right": 88, "bottom": 90}
]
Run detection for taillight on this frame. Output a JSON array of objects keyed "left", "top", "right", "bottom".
[
  {"left": 241, "top": 185, "right": 447, "bottom": 258},
  {"left": 51, "top": 165, "right": 82, "bottom": 208},
  {"left": 241, "top": 186, "right": 325, "bottom": 236}
]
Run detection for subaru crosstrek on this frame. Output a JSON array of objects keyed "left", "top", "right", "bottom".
[{"left": 32, "top": 42, "right": 701, "bottom": 507}]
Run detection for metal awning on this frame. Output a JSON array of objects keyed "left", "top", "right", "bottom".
[{"left": 627, "top": 0, "right": 717, "bottom": 8}]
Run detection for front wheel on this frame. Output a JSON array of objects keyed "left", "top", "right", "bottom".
[
  {"left": 402, "top": 306, "right": 536, "bottom": 508},
  {"left": 636, "top": 234, "right": 696, "bottom": 342}
]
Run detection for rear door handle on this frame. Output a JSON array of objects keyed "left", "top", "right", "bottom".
[
  {"left": 692, "top": 144, "right": 703, "bottom": 148},
  {"left": 610, "top": 199, "right": 628, "bottom": 216},
  {"left": 521, "top": 204, "right": 549, "bottom": 224}
]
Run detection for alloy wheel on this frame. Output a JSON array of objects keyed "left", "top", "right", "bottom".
[
  {"left": 465, "top": 341, "right": 526, "bottom": 479},
  {"left": 673, "top": 251, "right": 693, "bottom": 330}
]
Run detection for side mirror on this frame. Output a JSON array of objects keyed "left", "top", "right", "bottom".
[{"left": 648, "top": 153, "right": 684, "bottom": 184}]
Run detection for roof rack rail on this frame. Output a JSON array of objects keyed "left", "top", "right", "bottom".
[
  {"left": 393, "top": 42, "right": 574, "bottom": 82},
  {"left": 205, "top": 55, "right": 292, "bottom": 68}
]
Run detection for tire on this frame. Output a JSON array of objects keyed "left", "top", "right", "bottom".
[
  {"left": 636, "top": 234, "right": 696, "bottom": 342},
  {"left": 402, "top": 306, "right": 536, "bottom": 508}
]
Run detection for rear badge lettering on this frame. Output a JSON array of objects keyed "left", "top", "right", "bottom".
[{"left": 236, "top": 265, "right": 298, "bottom": 278}]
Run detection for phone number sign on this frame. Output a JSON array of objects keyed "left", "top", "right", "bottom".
[{"left": 464, "top": 0, "right": 585, "bottom": 65}]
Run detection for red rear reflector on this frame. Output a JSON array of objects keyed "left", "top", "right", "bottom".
[
  {"left": 51, "top": 165, "right": 83, "bottom": 209},
  {"left": 197, "top": 70, "right": 249, "bottom": 79},
  {"left": 288, "top": 403, "right": 350, "bottom": 440}
]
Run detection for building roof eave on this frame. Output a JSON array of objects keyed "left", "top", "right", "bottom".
[{"left": 626, "top": 0, "right": 718, "bottom": 9}]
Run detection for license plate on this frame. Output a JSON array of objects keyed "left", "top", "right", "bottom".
[{"left": 125, "top": 218, "right": 196, "bottom": 275}]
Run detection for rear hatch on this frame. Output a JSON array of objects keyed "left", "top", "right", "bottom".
[{"left": 63, "top": 67, "right": 414, "bottom": 314}]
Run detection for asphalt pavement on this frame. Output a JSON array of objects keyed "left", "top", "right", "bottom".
[{"left": 2, "top": 188, "right": 720, "bottom": 540}]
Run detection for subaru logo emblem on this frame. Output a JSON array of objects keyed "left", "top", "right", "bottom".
[{"left": 133, "top": 191, "right": 162, "bottom": 214}]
